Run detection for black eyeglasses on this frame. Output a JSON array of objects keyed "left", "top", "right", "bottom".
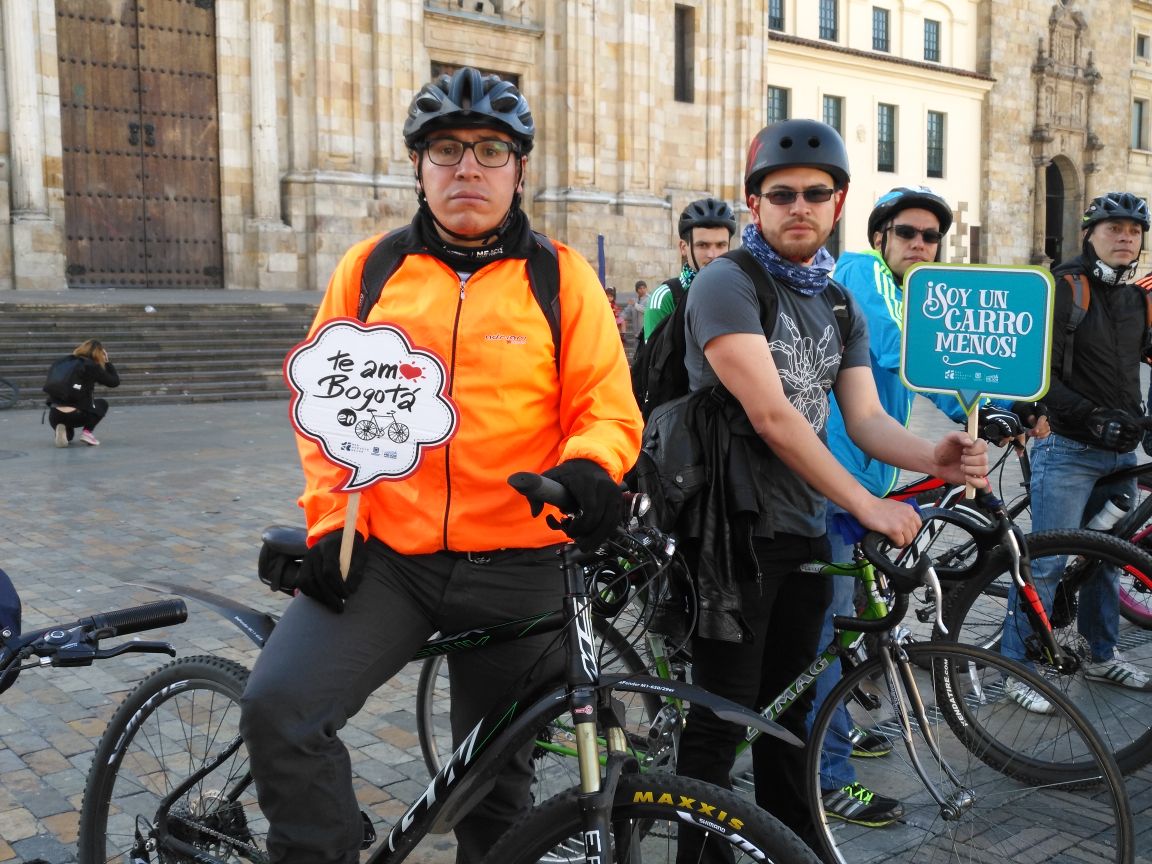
[
  {"left": 757, "top": 187, "right": 836, "bottom": 206},
  {"left": 419, "top": 138, "right": 520, "bottom": 168},
  {"left": 889, "top": 224, "right": 944, "bottom": 244}
]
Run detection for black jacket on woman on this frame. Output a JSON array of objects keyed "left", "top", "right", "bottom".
[{"left": 50, "top": 357, "right": 120, "bottom": 412}]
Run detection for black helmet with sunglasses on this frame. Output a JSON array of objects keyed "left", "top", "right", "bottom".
[
  {"left": 744, "top": 119, "right": 850, "bottom": 197},
  {"left": 403, "top": 67, "right": 535, "bottom": 153},
  {"left": 867, "top": 187, "right": 954, "bottom": 244}
]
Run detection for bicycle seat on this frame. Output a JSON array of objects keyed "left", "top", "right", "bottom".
[{"left": 261, "top": 525, "right": 308, "bottom": 557}]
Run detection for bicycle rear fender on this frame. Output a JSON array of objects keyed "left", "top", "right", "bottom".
[{"left": 131, "top": 581, "right": 277, "bottom": 648}]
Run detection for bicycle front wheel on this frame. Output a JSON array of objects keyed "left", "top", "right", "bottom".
[
  {"left": 480, "top": 773, "right": 819, "bottom": 864},
  {"left": 806, "top": 642, "right": 1133, "bottom": 864},
  {"left": 943, "top": 529, "right": 1152, "bottom": 773},
  {"left": 416, "top": 618, "right": 663, "bottom": 801},
  {"left": 77, "top": 655, "right": 264, "bottom": 864}
]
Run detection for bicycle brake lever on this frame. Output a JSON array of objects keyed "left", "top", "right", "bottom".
[
  {"left": 91, "top": 641, "right": 177, "bottom": 661},
  {"left": 923, "top": 567, "right": 949, "bottom": 637}
]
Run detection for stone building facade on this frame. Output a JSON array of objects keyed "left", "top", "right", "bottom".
[{"left": 0, "top": 0, "right": 1147, "bottom": 295}]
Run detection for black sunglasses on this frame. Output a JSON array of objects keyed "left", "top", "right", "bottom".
[
  {"left": 889, "top": 224, "right": 944, "bottom": 244},
  {"left": 757, "top": 187, "right": 836, "bottom": 206}
]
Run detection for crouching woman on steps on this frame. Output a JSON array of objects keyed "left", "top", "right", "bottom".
[{"left": 47, "top": 339, "right": 120, "bottom": 447}]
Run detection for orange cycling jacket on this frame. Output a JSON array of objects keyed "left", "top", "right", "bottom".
[{"left": 297, "top": 232, "right": 643, "bottom": 554}]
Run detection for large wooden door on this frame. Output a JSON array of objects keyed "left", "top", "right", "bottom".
[{"left": 57, "top": 0, "right": 223, "bottom": 289}]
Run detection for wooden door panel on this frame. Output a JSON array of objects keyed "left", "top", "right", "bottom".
[
  {"left": 137, "top": 0, "right": 222, "bottom": 287},
  {"left": 57, "top": 0, "right": 148, "bottom": 286},
  {"left": 57, "top": 0, "right": 223, "bottom": 289}
]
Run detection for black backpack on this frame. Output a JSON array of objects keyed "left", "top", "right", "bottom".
[
  {"left": 629, "top": 249, "right": 852, "bottom": 420},
  {"left": 42, "top": 356, "right": 85, "bottom": 404},
  {"left": 356, "top": 225, "right": 562, "bottom": 367}
]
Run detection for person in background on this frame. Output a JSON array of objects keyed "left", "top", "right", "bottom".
[
  {"left": 46, "top": 339, "right": 120, "bottom": 448},
  {"left": 999, "top": 191, "right": 1152, "bottom": 710},
  {"left": 238, "top": 67, "right": 641, "bottom": 864},
  {"left": 672, "top": 119, "right": 988, "bottom": 860},
  {"left": 629, "top": 279, "right": 649, "bottom": 343},
  {"left": 644, "top": 197, "right": 737, "bottom": 339}
]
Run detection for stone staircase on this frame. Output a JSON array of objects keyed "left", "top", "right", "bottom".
[{"left": 0, "top": 302, "right": 319, "bottom": 407}]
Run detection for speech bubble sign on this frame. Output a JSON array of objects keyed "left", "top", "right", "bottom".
[
  {"left": 285, "top": 318, "right": 458, "bottom": 491},
  {"left": 901, "top": 263, "right": 1054, "bottom": 414}
]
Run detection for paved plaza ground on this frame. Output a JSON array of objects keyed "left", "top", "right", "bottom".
[{"left": 0, "top": 397, "right": 1151, "bottom": 863}]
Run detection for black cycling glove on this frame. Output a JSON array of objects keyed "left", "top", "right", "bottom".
[
  {"left": 977, "top": 406, "right": 1023, "bottom": 446},
  {"left": 296, "top": 529, "right": 368, "bottom": 613},
  {"left": 1008, "top": 400, "right": 1047, "bottom": 429},
  {"left": 540, "top": 459, "right": 623, "bottom": 552},
  {"left": 1087, "top": 408, "right": 1143, "bottom": 453}
]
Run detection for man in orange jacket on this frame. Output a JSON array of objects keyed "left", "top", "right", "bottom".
[{"left": 240, "top": 67, "right": 642, "bottom": 864}]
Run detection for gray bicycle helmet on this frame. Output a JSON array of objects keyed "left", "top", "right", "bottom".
[
  {"left": 1082, "top": 192, "right": 1151, "bottom": 232},
  {"left": 744, "top": 120, "right": 850, "bottom": 197},
  {"left": 403, "top": 67, "right": 535, "bottom": 153},
  {"left": 678, "top": 198, "right": 738, "bottom": 239},
  {"left": 867, "top": 186, "right": 954, "bottom": 243}
]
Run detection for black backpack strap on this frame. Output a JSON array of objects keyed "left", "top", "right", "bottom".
[
  {"left": 1061, "top": 272, "right": 1090, "bottom": 381},
  {"left": 357, "top": 226, "right": 562, "bottom": 369},
  {"left": 527, "top": 231, "right": 562, "bottom": 370},
  {"left": 357, "top": 226, "right": 416, "bottom": 322}
]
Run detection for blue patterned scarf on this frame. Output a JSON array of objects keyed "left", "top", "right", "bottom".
[
  {"left": 740, "top": 223, "right": 835, "bottom": 296},
  {"left": 678, "top": 262, "right": 696, "bottom": 292}
]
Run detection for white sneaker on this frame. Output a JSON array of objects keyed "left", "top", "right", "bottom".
[
  {"left": 1083, "top": 653, "right": 1152, "bottom": 690},
  {"left": 1005, "top": 676, "right": 1055, "bottom": 714},
  {"left": 54, "top": 424, "right": 68, "bottom": 448}
]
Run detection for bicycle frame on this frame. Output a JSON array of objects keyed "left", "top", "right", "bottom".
[{"left": 144, "top": 542, "right": 796, "bottom": 864}]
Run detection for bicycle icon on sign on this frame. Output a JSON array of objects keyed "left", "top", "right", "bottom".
[{"left": 353, "top": 409, "right": 410, "bottom": 444}]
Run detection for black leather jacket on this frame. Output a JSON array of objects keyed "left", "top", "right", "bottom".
[{"left": 1047, "top": 256, "right": 1148, "bottom": 443}]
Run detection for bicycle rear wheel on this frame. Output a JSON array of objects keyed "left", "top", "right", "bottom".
[
  {"left": 77, "top": 655, "right": 264, "bottom": 864},
  {"left": 417, "top": 617, "right": 663, "bottom": 802},
  {"left": 943, "top": 529, "right": 1152, "bottom": 773},
  {"left": 806, "top": 642, "right": 1133, "bottom": 864},
  {"left": 480, "top": 773, "right": 820, "bottom": 864}
]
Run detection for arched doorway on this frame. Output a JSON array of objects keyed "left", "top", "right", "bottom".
[
  {"left": 55, "top": 0, "right": 223, "bottom": 288},
  {"left": 1044, "top": 157, "right": 1081, "bottom": 267}
]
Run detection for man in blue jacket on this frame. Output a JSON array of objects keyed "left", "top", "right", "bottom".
[{"left": 812, "top": 187, "right": 1044, "bottom": 826}]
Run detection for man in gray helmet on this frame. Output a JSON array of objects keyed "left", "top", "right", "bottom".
[
  {"left": 240, "top": 67, "right": 642, "bottom": 864},
  {"left": 672, "top": 120, "right": 987, "bottom": 858}
]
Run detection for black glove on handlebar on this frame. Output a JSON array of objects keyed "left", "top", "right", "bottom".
[
  {"left": 977, "top": 406, "right": 1023, "bottom": 445},
  {"left": 1088, "top": 408, "right": 1143, "bottom": 453},
  {"left": 296, "top": 530, "right": 367, "bottom": 613},
  {"left": 1008, "top": 400, "right": 1047, "bottom": 429},
  {"left": 541, "top": 458, "right": 623, "bottom": 552}
]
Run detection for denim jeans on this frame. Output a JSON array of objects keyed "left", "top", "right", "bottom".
[
  {"left": 804, "top": 507, "right": 856, "bottom": 791},
  {"left": 1000, "top": 433, "right": 1136, "bottom": 665}
]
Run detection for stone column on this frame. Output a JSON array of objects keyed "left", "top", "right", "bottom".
[
  {"left": 250, "top": 0, "right": 281, "bottom": 224},
  {"left": 2, "top": 0, "right": 47, "bottom": 216},
  {"left": 1031, "top": 157, "right": 1047, "bottom": 265}
]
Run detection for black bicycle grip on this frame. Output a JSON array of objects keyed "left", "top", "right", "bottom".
[
  {"left": 507, "top": 471, "right": 577, "bottom": 513},
  {"left": 78, "top": 599, "right": 188, "bottom": 639},
  {"left": 859, "top": 532, "right": 930, "bottom": 593}
]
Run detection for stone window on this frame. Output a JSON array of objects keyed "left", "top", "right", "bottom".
[
  {"left": 1137, "top": 33, "right": 1150, "bottom": 61},
  {"left": 925, "top": 19, "right": 941, "bottom": 62},
  {"left": 1133, "top": 100, "right": 1149, "bottom": 151},
  {"left": 819, "top": 0, "right": 838, "bottom": 42},
  {"left": 877, "top": 103, "right": 896, "bottom": 172},
  {"left": 768, "top": 87, "right": 790, "bottom": 123},
  {"left": 675, "top": 5, "right": 695, "bottom": 103},
  {"left": 873, "top": 7, "right": 890, "bottom": 53},
  {"left": 769, "top": 0, "right": 784, "bottom": 31},
  {"left": 823, "top": 95, "right": 843, "bottom": 135},
  {"left": 927, "top": 111, "right": 945, "bottom": 178}
]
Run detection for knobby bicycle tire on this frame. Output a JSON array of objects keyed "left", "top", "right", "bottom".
[
  {"left": 76, "top": 655, "right": 263, "bottom": 864},
  {"left": 478, "top": 773, "right": 820, "bottom": 864},
  {"left": 942, "top": 529, "right": 1152, "bottom": 774},
  {"left": 806, "top": 641, "right": 1133, "bottom": 864},
  {"left": 417, "top": 616, "right": 663, "bottom": 803}
]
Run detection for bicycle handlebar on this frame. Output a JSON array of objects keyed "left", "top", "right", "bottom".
[{"left": 507, "top": 471, "right": 576, "bottom": 513}]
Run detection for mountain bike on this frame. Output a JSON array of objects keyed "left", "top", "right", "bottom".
[
  {"left": 418, "top": 490, "right": 1135, "bottom": 864},
  {"left": 75, "top": 473, "right": 820, "bottom": 864}
]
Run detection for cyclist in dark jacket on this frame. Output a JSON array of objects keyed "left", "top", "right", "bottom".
[{"left": 1000, "top": 191, "right": 1152, "bottom": 710}]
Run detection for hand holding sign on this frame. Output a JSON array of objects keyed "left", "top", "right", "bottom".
[
  {"left": 285, "top": 318, "right": 458, "bottom": 578},
  {"left": 902, "top": 264, "right": 1054, "bottom": 496}
]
